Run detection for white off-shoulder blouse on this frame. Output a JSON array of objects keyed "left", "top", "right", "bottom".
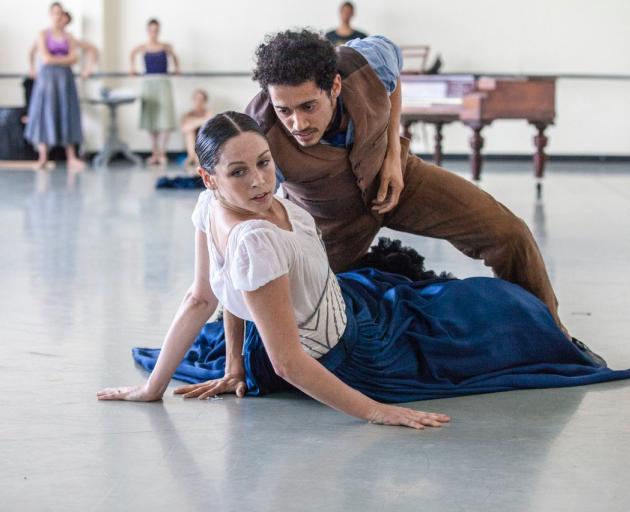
[{"left": 192, "top": 190, "right": 347, "bottom": 358}]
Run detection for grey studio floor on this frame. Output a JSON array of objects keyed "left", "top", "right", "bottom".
[{"left": 1, "top": 159, "right": 630, "bottom": 512}]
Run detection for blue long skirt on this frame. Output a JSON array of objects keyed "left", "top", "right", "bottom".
[
  {"left": 25, "top": 64, "right": 83, "bottom": 147},
  {"left": 132, "top": 269, "right": 630, "bottom": 403}
]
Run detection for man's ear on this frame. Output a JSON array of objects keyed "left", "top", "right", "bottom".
[
  {"left": 197, "top": 167, "right": 216, "bottom": 189},
  {"left": 331, "top": 73, "right": 342, "bottom": 100}
]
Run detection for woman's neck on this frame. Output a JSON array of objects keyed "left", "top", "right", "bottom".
[
  {"left": 192, "top": 106, "right": 208, "bottom": 117},
  {"left": 216, "top": 193, "right": 278, "bottom": 223}
]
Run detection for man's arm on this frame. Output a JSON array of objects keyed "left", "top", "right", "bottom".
[
  {"left": 346, "top": 36, "right": 405, "bottom": 214},
  {"left": 372, "top": 76, "right": 404, "bottom": 214}
]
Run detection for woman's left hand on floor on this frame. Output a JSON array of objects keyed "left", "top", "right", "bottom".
[{"left": 173, "top": 372, "right": 247, "bottom": 399}]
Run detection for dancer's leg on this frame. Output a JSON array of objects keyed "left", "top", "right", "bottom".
[{"left": 66, "top": 144, "right": 86, "bottom": 171}]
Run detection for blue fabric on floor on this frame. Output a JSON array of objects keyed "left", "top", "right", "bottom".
[
  {"left": 132, "top": 269, "right": 630, "bottom": 402},
  {"left": 155, "top": 176, "right": 205, "bottom": 189}
]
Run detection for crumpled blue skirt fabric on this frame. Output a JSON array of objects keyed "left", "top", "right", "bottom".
[{"left": 132, "top": 269, "right": 630, "bottom": 403}]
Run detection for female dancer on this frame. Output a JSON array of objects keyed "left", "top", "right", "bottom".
[
  {"left": 28, "top": 9, "right": 99, "bottom": 81},
  {"left": 130, "top": 18, "right": 180, "bottom": 166},
  {"left": 98, "top": 112, "right": 630, "bottom": 429},
  {"left": 25, "top": 2, "right": 85, "bottom": 170},
  {"left": 180, "top": 89, "right": 212, "bottom": 171}
]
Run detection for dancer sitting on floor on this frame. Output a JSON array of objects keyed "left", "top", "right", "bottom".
[
  {"left": 25, "top": 2, "right": 85, "bottom": 171},
  {"left": 180, "top": 89, "right": 212, "bottom": 171},
  {"left": 97, "top": 112, "right": 630, "bottom": 430}
]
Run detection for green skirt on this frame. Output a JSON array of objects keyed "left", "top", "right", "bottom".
[{"left": 140, "top": 77, "right": 175, "bottom": 132}]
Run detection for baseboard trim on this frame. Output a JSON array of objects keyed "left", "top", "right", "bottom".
[{"left": 413, "top": 153, "right": 630, "bottom": 162}]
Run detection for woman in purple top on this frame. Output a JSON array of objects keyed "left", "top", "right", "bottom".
[
  {"left": 25, "top": 2, "right": 85, "bottom": 170},
  {"left": 130, "top": 18, "right": 180, "bottom": 166}
]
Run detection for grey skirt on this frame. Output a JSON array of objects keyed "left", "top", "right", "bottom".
[
  {"left": 25, "top": 64, "right": 83, "bottom": 147},
  {"left": 139, "top": 76, "right": 176, "bottom": 132}
]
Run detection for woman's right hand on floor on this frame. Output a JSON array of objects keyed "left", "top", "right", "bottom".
[
  {"left": 368, "top": 403, "right": 451, "bottom": 430},
  {"left": 173, "top": 371, "right": 247, "bottom": 399},
  {"left": 96, "top": 384, "right": 162, "bottom": 402}
]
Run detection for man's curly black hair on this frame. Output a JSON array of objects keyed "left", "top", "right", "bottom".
[
  {"left": 252, "top": 29, "right": 338, "bottom": 92},
  {"left": 352, "top": 238, "right": 455, "bottom": 282}
]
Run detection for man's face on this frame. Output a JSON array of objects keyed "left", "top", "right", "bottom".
[
  {"left": 268, "top": 76, "right": 341, "bottom": 147},
  {"left": 340, "top": 5, "right": 354, "bottom": 25}
]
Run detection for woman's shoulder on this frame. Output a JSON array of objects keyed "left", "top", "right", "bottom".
[
  {"left": 191, "top": 189, "right": 213, "bottom": 232},
  {"left": 227, "top": 220, "right": 294, "bottom": 292},
  {"left": 228, "top": 218, "right": 287, "bottom": 249},
  {"left": 277, "top": 195, "right": 319, "bottom": 234}
]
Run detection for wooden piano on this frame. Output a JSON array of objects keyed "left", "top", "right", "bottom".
[{"left": 400, "top": 74, "right": 556, "bottom": 185}]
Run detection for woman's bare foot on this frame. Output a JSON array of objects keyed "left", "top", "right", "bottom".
[
  {"left": 67, "top": 158, "right": 86, "bottom": 171},
  {"left": 158, "top": 154, "right": 168, "bottom": 166},
  {"left": 32, "top": 159, "right": 54, "bottom": 171},
  {"left": 145, "top": 155, "right": 160, "bottom": 166}
]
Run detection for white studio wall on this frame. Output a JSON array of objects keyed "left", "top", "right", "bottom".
[{"left": 1, "top": 0, "right": 629, "bottom": 156}]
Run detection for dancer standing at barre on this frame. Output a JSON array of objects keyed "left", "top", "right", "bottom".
[
  {"left": 25, "top": 2, "right": 85, "bottom": 171},
  {"left": 130, "top": 18, "right": 180, "bottom": 166}
]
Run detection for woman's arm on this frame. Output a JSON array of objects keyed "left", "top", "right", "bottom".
[
  {"left": 173, "top": 307, "right": 247, "bottom": 399},
  {"left": 181, "top": 114, "right": 209, "bottom": 133},
  {"left": 28, "top": 41, "right": 38, "bottom": 77},
  {"left": 165, "top": 43, "right": 180, "bottom": 74},
  {"left": 97, "top": 229, "right": 218, "bottom": 401},
  {"left": 243, "top": 275, "right": 450, "bottom": 429},
  {"left": 38, "top": 32, "right": 78, "bottom": 67},
  {"left": 223, "top": 308, "right": 245, "bottom": 374},
  {"left": 77, "top": 39, "right": 99, "bottom": 79},
  {"left": 129, "top": 44, "right": 144, "bottom": 75}
]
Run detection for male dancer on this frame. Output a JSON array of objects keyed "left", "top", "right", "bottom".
[{"left": 245, "top": 29, "right": 566, "bottom": 331}]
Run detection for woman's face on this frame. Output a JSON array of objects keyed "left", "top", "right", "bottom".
[
  {"left": 147, "top": 23, "right": 160, "bottom": 40},
  {"left": 201, "top": 132, "right": 276, "bottom": 214},
  {"left": 50, "top": 5, "right": 64, "bottom": 29},
  {"left": 192, "top": 91, "right": 207, "bottom": 111}
]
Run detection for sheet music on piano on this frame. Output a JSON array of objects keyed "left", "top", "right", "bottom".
[{"left": 401, "top": 74, "right": 476, "bottom": 107}]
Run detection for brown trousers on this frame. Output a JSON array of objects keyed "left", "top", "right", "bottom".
[{"left": 318, "top": 155, "right": 562, "bottom": 327}]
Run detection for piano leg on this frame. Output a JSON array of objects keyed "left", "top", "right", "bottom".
[
  {"left": 434, "top": 123, "right": 444, "bottom": 167},
  {"left": 531, "top": 122, "right": 549, "bottom": 199},
  {"left": 467, "top": 123, "right": 485, "bottom": 181}
]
